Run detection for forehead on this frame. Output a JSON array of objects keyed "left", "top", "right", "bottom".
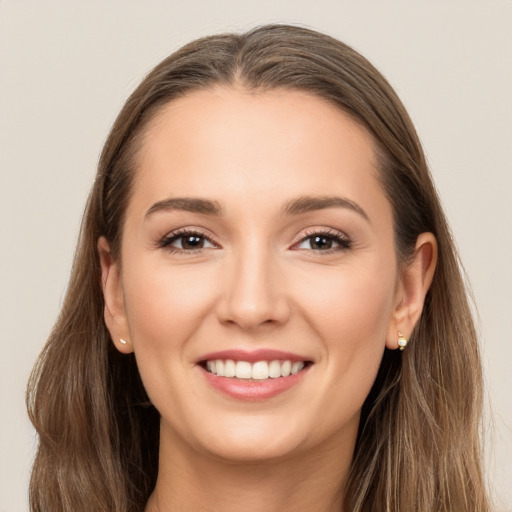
[
  {"left": 130, "top": 86, "right": 389, "bottom": 222},
  {"left": 143, "top": 86, "right": 375, "bottom": 161}
]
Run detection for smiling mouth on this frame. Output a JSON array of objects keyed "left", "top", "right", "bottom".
[{"left": 201, "top": 359, "right": 311, "bottom": 381}]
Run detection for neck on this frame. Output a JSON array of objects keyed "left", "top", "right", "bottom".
[{"left": 145, "top": 423, "right": 355, "bottom": 512}]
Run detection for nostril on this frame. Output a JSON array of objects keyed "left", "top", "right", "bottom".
[
  {"left": 217, "top": 303, "right": 291, "bottom": 331},
  {"left": 215, "top": 267, "right": 291, "bottom": 330}
]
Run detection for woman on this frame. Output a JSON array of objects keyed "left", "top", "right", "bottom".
[{"left": 26, "top": 24, "right": 490, "bottom": 511}]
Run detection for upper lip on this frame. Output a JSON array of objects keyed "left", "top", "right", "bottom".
[{"left": 196, "top": 349, "right": 312, "bottom": 364}]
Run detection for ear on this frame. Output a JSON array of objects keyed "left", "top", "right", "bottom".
[
  {"left": 98, "top": 237, "right": 133, "bottom": 354},
  {"left": 386, "top": 232, "right": 437, "bottom": 350}
]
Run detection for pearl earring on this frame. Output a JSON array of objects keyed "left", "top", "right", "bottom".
[
  {"left": 397, "top": 332, "right": 408, "bottom": 351},
  {"left": 120, "top": 338, "right": 128, "bottom": 345}
]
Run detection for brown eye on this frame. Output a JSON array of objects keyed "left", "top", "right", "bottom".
[
  {"left": 179, "top": 235, "right": 205, "bottom": 250},
  {"left": 159, "top": 230, "right": 217, "bottom": 252},
  {"left": 309, "top": 235, "right": 333, "bottom": 250},
  {"left": 294, "top": 230, "right": 351, "bottom": 252}
]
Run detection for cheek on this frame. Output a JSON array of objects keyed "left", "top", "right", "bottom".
[
  {"left": 297, "top": 259, "right": 396, "bottom": 341},
  {"left": 120, "top": 258, "right": 221, "bottom": 412},
  {"left": 121, "top": 257, "right": 218, "bottom": 352},
  {"left": 296, "top": 260, "right": 396, "bottom": 404}
]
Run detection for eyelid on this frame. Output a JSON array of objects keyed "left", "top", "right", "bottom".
[
  {"left": 290, "top": 227, "right": 352, "bottom": 252},
  {"left": 157, "top": 227, "right": 221, "bottom": 252}
]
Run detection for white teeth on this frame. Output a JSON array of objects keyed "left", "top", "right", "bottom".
[
  {"left": 291, "top": 361, "right": 305, "bottom": 375},
  {"left": 251, "top": 361, "right": 269, "bottom": 380},
  {"left": 235, "top": 361, "right": 252, "bottom": 379},
  {"left": 268, "top": 360, "right": 282, "bottom": 378},
  {"left": 206, "top": 359, "right": 307, "bottom": 380},
  {"left": 281, "top": 360, "right": 291, "bottom": 377},
  {"left": 224, "top": 359, "right": 236, "bottom": 378}
]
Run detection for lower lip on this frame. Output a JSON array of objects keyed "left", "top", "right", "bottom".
[{"left": 200, "top": 366, "right": 310, "bottom": 400}]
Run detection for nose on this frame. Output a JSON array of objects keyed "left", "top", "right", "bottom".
[{"left": 216, "top": 243, "right": 291, "bottom": 331}]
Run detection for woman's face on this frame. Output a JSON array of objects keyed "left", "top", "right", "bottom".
[{"left": 106, "top": 87, "right": 404, "bottom": 462}]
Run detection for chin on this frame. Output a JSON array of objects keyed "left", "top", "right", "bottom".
[
  {"left": 174, "top": 414, "right": 309, "bottom": 464},
  {"left": 203, "top": 435, "right": 303, "bottom": 464}
]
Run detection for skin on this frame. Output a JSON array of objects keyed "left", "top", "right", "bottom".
[{"left": 99, "top": 87, "right": 436, "bottom": 512}]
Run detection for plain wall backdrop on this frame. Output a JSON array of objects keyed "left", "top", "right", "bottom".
[{"left": 1, "top": 1, "right": 511, "bottom": 511}]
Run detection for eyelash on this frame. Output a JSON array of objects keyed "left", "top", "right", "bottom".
[
  {"left": 157, "top": 228, "right": 219, "bottom": 253},
  {"left": 293, "top": 229, "right": 352, "bottom": 254},
  {"left": 157, "top": 228, "right": 352, "bottom": 254}
]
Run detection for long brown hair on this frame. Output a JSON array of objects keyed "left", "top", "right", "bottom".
[{"left": 27, "top": 24, "right": 490, "bottom": 512}]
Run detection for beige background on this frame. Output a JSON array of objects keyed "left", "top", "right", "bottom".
[{"left": 1, "top": 1, "right": 511, "bottom": 511}]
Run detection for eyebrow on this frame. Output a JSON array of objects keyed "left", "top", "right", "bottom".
[
  {"left": 282, "top": 195, "right": 370, "bottom": 222},
  {"left": 145, "top": 197, "right": 223, "bottom": 219},
  {"left": 145, "top": 194, "right": 369, "bottom": 222}
]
